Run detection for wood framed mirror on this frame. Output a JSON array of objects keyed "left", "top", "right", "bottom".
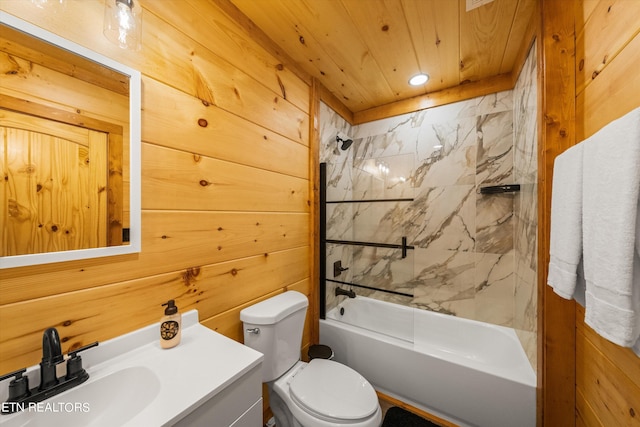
[{"left": 0, "top": 13, "right": 141, "bottom": 269}]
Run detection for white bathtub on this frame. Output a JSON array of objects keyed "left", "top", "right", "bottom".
[{"left": 319, "top": 296, "right": 536, "bottom": 427}]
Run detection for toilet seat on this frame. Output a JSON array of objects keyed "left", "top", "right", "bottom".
[{"left": 289, "top": 359, "right": 379, "bottom": 423}]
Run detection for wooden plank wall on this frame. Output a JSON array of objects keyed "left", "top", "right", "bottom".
[
  {"left": 539, "top": 0, "right": 577, "bottom": 425},
  {"left": 0, "top": 4, "right": 314, "bottom": 413},
  {"left": 542, "top": 0, "right": 640, "bottom": 426},
  {"left": 573, "top": 1, "right": 640, "bottom": 426},
  {"left": 1, "top": 122, "right": 108, "bottom": 256}
]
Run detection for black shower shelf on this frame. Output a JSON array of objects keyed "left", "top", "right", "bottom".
[
  {"left": 480, "top": 184, "right": 521, "bottom": 194},
  {"left": 326, "top": 198, "right": 414, "bottom": 204}
]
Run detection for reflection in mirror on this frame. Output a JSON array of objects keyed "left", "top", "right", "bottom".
[{"left": 0, "top": 14, "right": 141, "bottom": 268}]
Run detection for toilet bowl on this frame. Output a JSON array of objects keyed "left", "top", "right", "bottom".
[
  {"left": 240, "top": 291, "right": 382, "bottom": 427},
  {"left": 271, "top": 360, "right": 381, "bottom": 427}
]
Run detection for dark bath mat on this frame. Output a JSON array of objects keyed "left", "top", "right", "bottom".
[{"left": 382, "top": 406, "right": 441, "bottom": 427}]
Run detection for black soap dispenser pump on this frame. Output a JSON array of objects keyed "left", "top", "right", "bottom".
[{"left": 160, "top": 300, "right": 181, "bottom": 349}]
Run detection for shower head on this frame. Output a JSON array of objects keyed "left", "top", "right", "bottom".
[{"left": 336, "top": 135, "right": 353, "bottom": 151}]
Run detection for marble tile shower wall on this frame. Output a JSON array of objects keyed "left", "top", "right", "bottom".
[
  {"left": 513, "top": 42, "right": 538, "bottom": 368},
  {"left": 321, "top": 43, "right": 537, "bottom": 368},
  {"left": 321, "top": 94, "right": 516, "bottom": 322}
]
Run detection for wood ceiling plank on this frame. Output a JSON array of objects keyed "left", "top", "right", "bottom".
[
  {"left": 281, "top": 0, "right": 394, "bottom": 110},
  {"left": 508, "top": 0, "right": 538, "bottom": 86},
  {"left": 459, "top": 0, "right": 519, "bottom": 83},
  {"left": 401, "top": 0, "right": 460, "bottom": 92},
  {"left": 340, "top": 0, "right": 422, "bottom": 101},
  {"left": 231, "top": 0, "right": 387, "bottom": 112},
  {"left": 292, "top": 0, "right": 393, "bottom": 111},
  {"left": 500, "top": 0, "right": 537, "bottom": 74},
  {"left": 229, "top": 0, "right": 536, "bottom": 116}
]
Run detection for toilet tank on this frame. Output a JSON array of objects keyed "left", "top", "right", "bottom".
[{"left": 240, "top": 291, "right": 308, "bottom": 382}]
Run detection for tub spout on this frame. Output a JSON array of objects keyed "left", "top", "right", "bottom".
[{"left": 335, "top": 287, "right": 356, "bottom": 298}]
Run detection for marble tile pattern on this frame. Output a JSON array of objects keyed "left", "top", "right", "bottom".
[
  {"left": 513, "top": 42, "right": 538, "bottom": 370},
  {"left": 319, "top": 43, "right": 537, "bottom": 371}
]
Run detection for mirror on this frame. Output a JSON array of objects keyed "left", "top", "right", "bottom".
[{"left": 0, "top": 13, "right": 141, "bottom": 268}]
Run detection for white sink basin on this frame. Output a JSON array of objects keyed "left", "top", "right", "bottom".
[
  {"left": 1, "top": 367, "right": 160, "bottom": 427},
  {"left": 0, "top": 310, "right": 263, "bottom": 427}
]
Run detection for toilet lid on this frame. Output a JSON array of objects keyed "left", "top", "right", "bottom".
[{"left": 289, "top": 359, "right": 378, "bottom": 421}]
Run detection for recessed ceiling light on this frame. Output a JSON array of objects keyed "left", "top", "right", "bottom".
[{"left": 409, "top": 73, "right": 429, "bottom": 86}]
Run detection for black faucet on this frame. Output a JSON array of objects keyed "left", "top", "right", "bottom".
[
  {"left": 39, "top": 328, "right": 64, "bottom": 391},
  {"left": 0, "top": 328, "right": 98, "bottom": 415},
  {"left": 335, "top": 287, "right": 356, "bottom": 298}
]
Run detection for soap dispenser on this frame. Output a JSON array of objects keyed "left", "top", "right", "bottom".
[{"left": 160, "top": 300, "right": 181, "bottom": 349}]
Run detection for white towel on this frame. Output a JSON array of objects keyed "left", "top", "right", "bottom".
[
  {"left": 582, "top": 107, "right": 640, "bottom": 350},
  {"left": 547, "top": 143, "right": 584, "bottom": 299},
  {"left": 635, "top": 197, "right": 640, "bottom": 356}
]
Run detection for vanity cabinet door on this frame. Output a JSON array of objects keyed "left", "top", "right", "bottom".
[
  {"left": 229, "top": 399, "right": 262, "bottom": 427},
  {"left": 172, "top": 364, "right": 262, "bottom": 427}
]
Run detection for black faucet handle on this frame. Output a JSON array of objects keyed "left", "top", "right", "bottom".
[
  {"left": 65, "top": 342, "right": 99, "bottom": 380},
  {"left": 0, "top": 368, "right": 26, "bottom": 382},
  {"left": 0, "top": 368, "right": 31, "bottom": 401},
  {"left": 68, "top": 341, "right": 99, "bottom": 358}
]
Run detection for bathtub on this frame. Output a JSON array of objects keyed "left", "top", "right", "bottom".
[{"left": 319, "top": 296, "right": 536, "bottom": 427}]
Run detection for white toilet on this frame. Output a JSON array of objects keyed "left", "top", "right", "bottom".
[{"left": 240, "top": 291, "right": 382, "bottom": 427}]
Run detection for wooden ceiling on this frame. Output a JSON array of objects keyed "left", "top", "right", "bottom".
[{"left": 229, "top": 0, "right": 537, "bottom": 115}]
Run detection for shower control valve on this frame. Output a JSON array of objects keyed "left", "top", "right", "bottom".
[{"left": 333, "top": 260, "right": 349, "bottom": 277}]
